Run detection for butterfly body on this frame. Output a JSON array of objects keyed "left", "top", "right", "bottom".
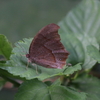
[{"left": 26, "top": 23, "right": 69, "bottom": 69}]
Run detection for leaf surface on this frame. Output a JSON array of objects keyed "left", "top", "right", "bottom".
[
  {"left": 0, "top": 34, "right": 12, "bottom": 60},
  {"left": 15, "top": 79, "right": 86, "bottom": 100},
  {"left": 87, "top": 45, "right": 100, "bottom": 63},
  {"left": 59, "top": 0, "right": 100, "bottom": 69}
]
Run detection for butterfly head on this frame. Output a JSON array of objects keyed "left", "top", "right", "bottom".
[{"left": 26, "top": 54, "right": 30, "bottom": 58}]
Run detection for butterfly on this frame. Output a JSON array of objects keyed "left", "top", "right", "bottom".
[{"left": 26, "top": 23, "right": 69, "bottom": 69}]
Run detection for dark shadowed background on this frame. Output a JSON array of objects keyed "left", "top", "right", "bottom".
[{"left": 0, "top": 0, "right": 81, "bottom": 43}]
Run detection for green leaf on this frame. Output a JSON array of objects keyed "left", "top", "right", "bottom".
[
  {"left": 78, "top": 35, "right": 98, "bottom": 69},
  {"left": 50, "top": 86, "right": 86, "bottom": 100},
  {"left": 0, "top": 38, "right": 82, "bottom": 80},
  {"left": 59, "top": 0, "right": 100, "bottom": 42},
  {"left": 58, "top": 0, "right": 100, "bottom": 69},
  {"left": 0, "top": 34, "right": 12, "bottom": 60},
  {"left": 15, "top": 79, "right": 86, "bottom": 100},
  {"left": 63, "top": 63, "right": 81, "bottom": 75},
  {"left": 87, "top": 45, "right": 100, "bottom": 63},
  {"left": 60, "top": 33, "right": 85, "bottom": 66},
  {"left": 72, "top": 75, "right": 100, "bottom": 99},
  {"left": 15, "top": 79, "right": 50, "bottom": 100}
]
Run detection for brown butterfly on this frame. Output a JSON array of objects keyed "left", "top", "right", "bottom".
[{"left": 26, "top": 23, "right": 69, "bottom": 69}]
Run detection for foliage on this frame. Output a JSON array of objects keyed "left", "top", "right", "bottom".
[{"left": 0, "top": 0, "right": 100, "bottom": 100}]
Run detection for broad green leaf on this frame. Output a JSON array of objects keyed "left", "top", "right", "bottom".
[
  {"left": 87, "top": 45, "right": 100, "bottom": 63},
  {"left": 50, "top": 86, "right": 86, "bottom": 100},
  {"left": 15, "top": 79, "right": 86, "bottom": 100},
  {"left": 77, "top": 35, "right": 99, "bottom": 69},
  {"left": 63, "top": 63, "right": 81, "bottom": 75},
  {"left": 60, "top": 33, "right": 85, "bottom": 66},
  {"left": 0, "top": 34, "right": 12, "bottom": 60},
  {"left": 72, "top": 75, "right": 100, "bottom": 99},
  {"left": 0, "top": 68, "right": 24, "bottom": 82},
  {"left": 0, "top": 38, "right": 81, "bottom": 80},
  {"left": 59, "top": 0, "right": 100, "bottom": 43},
  {"left": 15, "top": 79, "right": 50, "bottom": 100},
  {"left": 58, "top": 0, "right": 100, "bottom": 69}
]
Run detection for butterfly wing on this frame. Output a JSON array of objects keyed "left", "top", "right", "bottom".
[{"left": 27, "top": 23, "right": 69, "bottom": 69}]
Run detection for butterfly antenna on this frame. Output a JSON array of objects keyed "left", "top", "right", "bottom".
[
  {"left": 36, "top": 65, "right": 38, "bottom": 74},
  {"left": 25, "top": 59, "right": 30, "bottom": 69}
]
